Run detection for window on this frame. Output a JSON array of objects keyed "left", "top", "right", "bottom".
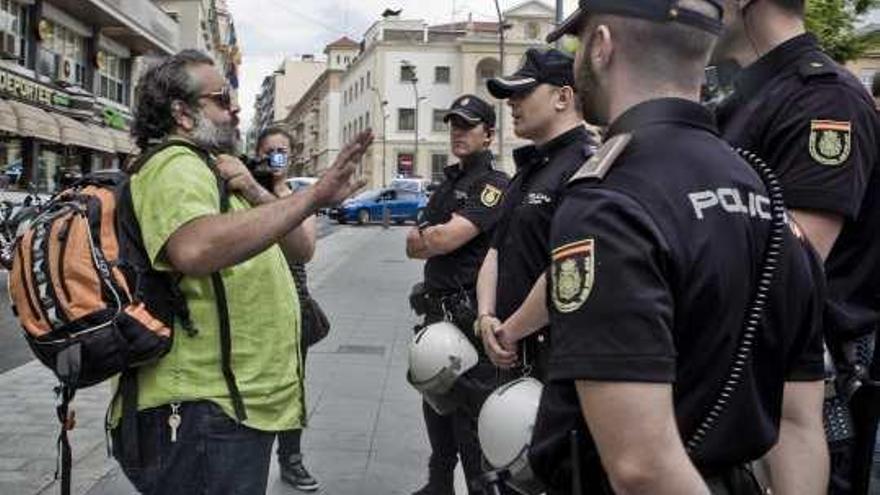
[
  {"left": 479, "top": 65, "right": 497, "bottom": 84},
  {"left": 400, "top": 64, "right": 416, "bottom": 82},
  {"left": 365, "top": 111, "right": 370, "bottom": 128},
  {"left": 398, "top": 108, "right": 415, "bottom": 131},
  {"left": 97, "top": 51, "right": 131, "bottom": 104},
  {"left": 435, "top": 66, "right": 450, "bottom": 84},
  {"left": 343, "top": 91, "right": 348, "bottom": 106},
  {"left": 432, "top": 109, "right": 447, "bottom": 132},
  {"left": 336, "top": 55, "right": 340, "bottom": 64},
  {"left": 0, "top": 1, "right": 27, "bottom": 65},
  {"left": 358, "top": 116, "right": 363, "bottom": 133},
  {"left": 431, "top": 154, "right": 448, "bottom": 183},
  {"left": 525, "top": 22, "right": 540, "bottom": 40},
  {"left": 37, "top": 21, "right": 87, "bottom": 86},
  {"left": 359, "top": 76, "right": 364, "bottom": 93},
  {"left": 860, "top": 69, "right": 878, "bottom": 90},
  {"left": 366, "top": 71, "right": 371, "bottom": 89}
]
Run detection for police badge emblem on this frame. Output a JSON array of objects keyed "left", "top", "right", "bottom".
[
  {"left": 551, "top": 239, "right": 594, "bottom": 313},
  {"left": 809, "top": 120, "right": 851, "bottom": 166},
  {"left": 480, "top": 184, "right": 502, "bottom": 207}
]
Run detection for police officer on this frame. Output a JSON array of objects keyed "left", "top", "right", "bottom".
[
  {"left": 476, "top": 48, "right": 595, "bottom": 381},
  {"left": 517, "top": 1, "right": 827, "bottom": 493},
  {"left": 405, "top": 94, "right": 510, "bottom": 495},
  {"left": 712, "top": 2, "right": 880, "bottom": 492}
]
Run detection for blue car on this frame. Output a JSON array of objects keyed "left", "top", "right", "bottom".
[{"left": 332, "top": 188, "right": 428, "bottom": 225}]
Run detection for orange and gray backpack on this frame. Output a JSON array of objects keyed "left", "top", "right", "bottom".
[{"left": 7, "top": 140, "right": 244, "bottom": 495}]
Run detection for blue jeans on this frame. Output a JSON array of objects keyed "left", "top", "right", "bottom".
[{"left": 112, "top": 401, "right": 274, "bottom": 495}]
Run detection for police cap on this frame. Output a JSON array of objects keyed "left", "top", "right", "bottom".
[
  {"left": 444, "top": 94, "right": 497, "bottom": 128},
  {"left": 487, "top": 48, "right": 575, "bottom": 99},
  {"left": 546, "top": 0, "right": 724, "bottom": 43}
]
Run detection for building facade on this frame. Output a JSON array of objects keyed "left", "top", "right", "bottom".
[
  {"left": 156, "top": 0, "right": 241, "bottom": 102},
  {"left": 249, "top": 56, "right": 326, "bottom": 152},
  {"left": 282, "top": 37, "right": 358, "bottom": 176},
  {"left": 338, "top": 1, "right": 555, "bottom": 188},
  {"left": 0, "top": 0, "right": 179, "bottom": 194}
]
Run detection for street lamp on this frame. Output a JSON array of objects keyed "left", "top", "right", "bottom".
[
  {"left": 401, "top": 60, "right": 422, "bottom": 177},
  {"left": 371, "top": 84, "right": 392, "bottom": 229},
  {"left": 370, "top": 86, "right": 389, "bottom": 188},
  {"left": 492, "top": 1, "right": 511, "bottom": 168}
]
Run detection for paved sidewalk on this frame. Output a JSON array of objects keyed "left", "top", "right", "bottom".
[{"left": 0, "top": 225, "right": 464, "bottom": 495}]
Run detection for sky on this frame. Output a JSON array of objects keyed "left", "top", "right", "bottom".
[{"left": 227, "top": 0, "right": 578, "bottom": 131}]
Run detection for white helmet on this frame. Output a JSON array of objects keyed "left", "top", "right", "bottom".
[
  {"left": 407, "top": 321, "right": 479, "bottom": 414},
  {"left": 478, "top": 377, "right": 545, "bottom": 495}
]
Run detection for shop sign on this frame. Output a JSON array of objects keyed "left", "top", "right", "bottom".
[
  {"left": 0, "top": 67, "right": 71, "bottom": 109},
  {"left": 102, "top": 107, "right": 127, "bottom": 130}
]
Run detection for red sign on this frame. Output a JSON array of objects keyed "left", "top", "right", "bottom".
[{"left": 398, "top": 153, "right": 413, "bottom": 176}]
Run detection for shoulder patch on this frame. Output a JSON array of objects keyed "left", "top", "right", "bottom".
[
  {"left": 809, "top": 120, "right": 851, "bottom": 166},
  {"left": 480, "top": 184, "right": 503, "bottom": 207},
  {"left": 551, "top": 239, "right": 595, "bottom": 313},
  {"left": 568, "top": 133, "right": 631, "bottom": 184}
]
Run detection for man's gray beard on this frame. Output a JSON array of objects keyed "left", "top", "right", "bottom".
[{"left": 190, "top": 112, "right": 239, "bottom": 153}]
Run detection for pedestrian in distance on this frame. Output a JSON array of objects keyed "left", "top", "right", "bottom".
[
  {"left": 406, "top": 94, "right": 510, "bottom": 495},
  {"left": 495, "top": 0, "right": 828, "bottom": 493},
  {"left": 110, "top": 48, "right": 372, "bottom": 495},
  {"left": 713, "top": 1, "right": 880, "bottom": 493},
  {"left": 476, "top": 48, "right": 596, "bottom": 382},
  {"left": 252, "top": 126, "right": 323, "bottom": 492}
]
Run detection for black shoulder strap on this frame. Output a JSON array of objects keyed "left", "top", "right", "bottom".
[
  {"left": 797, "top": 54, "right": 838, "bottom": 82},
  {"left": 210, "top": 178, "right": 247, "bottom": 422},
  {"left": 126, "top": 139, "right": 212, "bottom": 175}
]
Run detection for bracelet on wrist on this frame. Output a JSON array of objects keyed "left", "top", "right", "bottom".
[{"left": 474, "top": 313, "right": 495, "bottom": 337}]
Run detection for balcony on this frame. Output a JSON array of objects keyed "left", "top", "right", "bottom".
[{"left": 49, "top": 0, "right": 180, "bottom": 55}]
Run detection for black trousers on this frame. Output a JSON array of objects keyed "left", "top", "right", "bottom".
[{"left": 277, "top": 335, "right": 309, "bottom": 461}]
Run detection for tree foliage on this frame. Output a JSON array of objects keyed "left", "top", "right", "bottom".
[{"left": 806, "top": 0, "right": 880, "bottom": 62}]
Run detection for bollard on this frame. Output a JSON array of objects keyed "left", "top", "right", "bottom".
[{"left": 382, "top": 204, "right": 390, "bottom": 229}]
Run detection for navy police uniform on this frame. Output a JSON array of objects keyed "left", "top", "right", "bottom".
[
  {"left": 422, "top": 150, "right": 508, "bottom": 295},
  {"left": 487, "top": 48, "right": 596, "bottom": 380},
  {"left": 491, "top": 126, "right": 594, "bottom": 379},
  {"left": 529, "top": 97, "right": 826, "bottom": 494},
  {"left": 411, "top": 94, "right": 510, "bottom": 495},
  {"left": 716, "top": 33, "right": 880, "bottom": 494}
]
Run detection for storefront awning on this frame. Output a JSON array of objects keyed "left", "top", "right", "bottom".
[
  {"left": 54, "top": 114, "right": 98, "bottom": 151},
  {"left": 85, "top": 124, "right": 116, "bottom": 154},
  {"left": 108, "top": 128, "right": 137, "bottom": 155},
  {"left": 0, "top": 99, "right": 19, "bottom": 134},
  {"left": 8, "top": 100, "right": 61, "bottom": 143}
]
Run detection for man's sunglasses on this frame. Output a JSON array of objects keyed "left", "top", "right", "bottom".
[{"left": 199, "top": 86, "right": 234, "bottom": 110}]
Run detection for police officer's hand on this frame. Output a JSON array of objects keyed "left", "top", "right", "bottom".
[
  {"left": 311, "top": 130, "right": 374, "bottom": 207},
  {"left": 215, "top": 154, "right": 270, "bottom": 204},
  {"left": 480, "top": 316, "right": 518, "bottom": 368}
]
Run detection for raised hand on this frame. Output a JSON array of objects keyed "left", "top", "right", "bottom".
[{"left": 311, "top": 130, "right": 375, "bottom": 207}]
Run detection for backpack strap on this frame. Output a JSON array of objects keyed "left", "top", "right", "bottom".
[
  {"left": 210, "top": 178, "right": 247, "bottom": 422},
  {"left": 135, "top": 140, "right": 247, "bottom": 421}
]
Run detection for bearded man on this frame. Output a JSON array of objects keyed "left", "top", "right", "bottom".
[{"left": 114, "top": 49, "right": 372, "bottom": 495}]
